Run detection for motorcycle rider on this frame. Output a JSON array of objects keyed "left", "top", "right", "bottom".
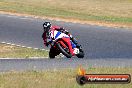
[{"left": 42, "top": 22, "right": 82, "bottom": 57}]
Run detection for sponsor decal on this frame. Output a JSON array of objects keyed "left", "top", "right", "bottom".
[{"left": 76, "top": 66, "right": 131, "bottom": 85}]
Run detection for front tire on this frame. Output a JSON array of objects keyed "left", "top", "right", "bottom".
[
  {"left": 49, "top": 47, "right": 56, "bottom": 59},
  {"left": 57, "top": 43, "right": 72, "bottom": 58}
]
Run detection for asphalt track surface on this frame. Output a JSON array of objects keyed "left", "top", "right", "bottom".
[{"left": 0, "top": 14, "right": 132, "bottom": 71}]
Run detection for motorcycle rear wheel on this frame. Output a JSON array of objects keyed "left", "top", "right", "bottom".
[
  {"left": 49, "top": 46, "right": 60, "bottom": 59},
  {"left": 49, "top": 49, "right": 55, "bottom": 59}
]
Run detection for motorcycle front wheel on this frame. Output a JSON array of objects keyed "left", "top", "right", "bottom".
[{"left": 57, "top": 42, "right": 72, "bottom": 58}]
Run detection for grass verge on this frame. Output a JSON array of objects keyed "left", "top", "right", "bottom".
[
  {"left": 0, "top": 67, "right": 131, "bottom": 88},
  {"left": 0, "top": 43, "right": 48, "bottom": 58},
  {"left": 0, "top": 0, "right": 132, "bottom": 28}
]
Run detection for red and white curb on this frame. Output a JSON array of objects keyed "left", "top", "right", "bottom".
[{"left": 1, "top": 42, "right": 49, "bottom": 51}]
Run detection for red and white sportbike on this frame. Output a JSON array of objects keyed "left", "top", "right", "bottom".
[{"left": 48, "top": 30, "right": 84, "bottom": 58}]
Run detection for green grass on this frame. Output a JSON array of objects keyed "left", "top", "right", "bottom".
[
  {"left": 0, "top": 0, "right": 132, "bottom": 24},
  {"left": 0, "top": 67, "right": 132, "bottom": 88},
  {"left": 0, "top": 43, "right": 48, "bottom": 58}
]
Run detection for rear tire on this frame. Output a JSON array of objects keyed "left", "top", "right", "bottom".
[
  {"left": 49, "top": 47, "right": 56, "bottom": 59},
  {"left": 57, "top": 43, "right": 72, "bottom": 58},
  {"left": 49, "top": 51, "right": 55, "bottom": 59}
]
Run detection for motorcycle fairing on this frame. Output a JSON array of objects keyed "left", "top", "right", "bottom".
[
  {"left": 50, "top": 30, "right": 75, "bottom": 55},
  {"left": 50, "top": 30, "right": 69, "bottom": 41}
]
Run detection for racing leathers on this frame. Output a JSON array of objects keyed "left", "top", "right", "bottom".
[{"left": 42, "top": 25, "right": 81, "bottom": 49}]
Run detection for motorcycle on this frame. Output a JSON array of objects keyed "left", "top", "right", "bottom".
[{"left": 48, "top": 30, "right": 84, "bottom": 58}]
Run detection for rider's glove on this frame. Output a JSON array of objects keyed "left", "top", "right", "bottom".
[
  {"left": 65, "top": 30, "right": 69, "bottom": 35},
  {"left": 46, "top": 41, "right": 53, "bottom": 47},
  {"left": 60, "top": 27, "right": 65, "bottom": 31},
  {"left": 59, "top": 27, "right": 69, "bottom": 35},
  {"left": 44, "top": 42, "right": 49, "bottom": 47},
  {"left": 68, "top": 34, "right": 73, "bottom": 38}
]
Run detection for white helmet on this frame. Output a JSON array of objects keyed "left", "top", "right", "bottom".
[{"left": 43, "top": 22, "right": 51, "bottom": 32}]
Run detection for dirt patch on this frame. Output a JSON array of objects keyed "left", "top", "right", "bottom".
[
  {"left": 0, "top": 43, "right": 48, "bottom": 58},
  {"left": 0, "top": 11, "right": 132, "bottom": 28},
  {"left": 0, "top": 44, "right": 15, "bottom": 52}
]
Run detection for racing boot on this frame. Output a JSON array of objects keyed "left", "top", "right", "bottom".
[{"left": 71, "top": 37, "right": 83, "bottom": 52}]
